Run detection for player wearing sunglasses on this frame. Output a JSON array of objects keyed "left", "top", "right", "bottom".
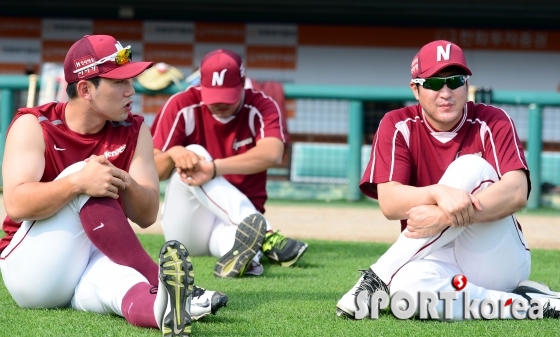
[{"left": 337, "top": 40, "right": 560, "bottom": 320}]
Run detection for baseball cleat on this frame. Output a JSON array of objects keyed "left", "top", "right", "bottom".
[
  {"left": 262, "top": 230, "right": 308, "bottom": 267},
  {"left": 512, "top": 280, "right": 560, "bottom": 318},
  {"left": 191, "top": 285, "right": 229, "bottom": 320},
  {"left": 159, "top": 240, "right": 194, "bottom": 337},
  {"left": 244, "top": 260, "right": 264, "bottom": 276},
  {"left": 214, "top": 213, "right": 267, "bottom": 278},
  {"left": 336, "top": 269, "right": 389, "bottom": 319}
]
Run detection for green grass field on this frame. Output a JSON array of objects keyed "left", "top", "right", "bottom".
[{"left": 1, "top": 235, "right": 559, "bottom": 336}]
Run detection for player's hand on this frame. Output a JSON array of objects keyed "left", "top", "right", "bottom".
[
  {"left": 168, "top": 146, "right": 201, "bottom": 173},
  {"left": 76, "top": 155, "right": 127, "bottom": 198},
  {"left": 96, "top": 157, "right": 133, "bottom": 191},
  {"left": 181, "top": 158, "right": 214, "bottom": 186},
  {"left": 432, "top": 185, "right": 482, "bottom": 228},
  {"left": 405, "top": 205, "right": 449, "bottom": 238}
]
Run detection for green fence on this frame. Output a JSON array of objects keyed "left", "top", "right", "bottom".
[{"left": 1, "top": 75, "right": 560, "bottom": 209}]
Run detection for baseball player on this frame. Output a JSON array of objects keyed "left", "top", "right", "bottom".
[
  {"left": 336, "top": 40, "right": 560, "bottom": 320},
  {"left": 0, "top": 35, "right": 226, "bottom": 336},
  {"left": 150, "top": 49, "right": 308, "bottom": 278}
]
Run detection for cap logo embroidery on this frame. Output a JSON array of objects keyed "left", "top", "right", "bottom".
[
  {"left": 74, "top": 55, "right": 100, "bottom": 78},
  {"left": 411, "top": 57, "right": 419, "bottom": 75},
  {"left": 212, "top": 69, "right": 227, "bottom": 86},
  {"left": 436, "top": 44, "right": 451, "bottom": 62}
]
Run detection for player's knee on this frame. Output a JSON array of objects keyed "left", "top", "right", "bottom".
[
  {"left": 439, "top": 155, "right": 498, "bottom": 191},
  {"left": 186, "top": 144, "right": 212, "bottom": 160}
]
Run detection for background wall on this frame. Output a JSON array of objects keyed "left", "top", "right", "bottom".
[{"left": 1, "top": 18, "right": 560, "bottom": 92}]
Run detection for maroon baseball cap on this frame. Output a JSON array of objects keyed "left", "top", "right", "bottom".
[
  {"left": 410, "top": 40, "right": 472, "bottom": 78},
  {"left": 200, "top": 49, "right": 245, "bottom": 105},
  {"left": 64, "top": 35, "right": 153, "bottom": 84}
]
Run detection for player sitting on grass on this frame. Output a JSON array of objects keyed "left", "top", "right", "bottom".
[
  {"left": 0, "top": 35, "right": 226, "bottom": 336},
  {"left": 150, "top": 49, "right": 308, "bottom": 278},
  {"left": 336, "top": 40, "right": 560, "bottom": 320}
]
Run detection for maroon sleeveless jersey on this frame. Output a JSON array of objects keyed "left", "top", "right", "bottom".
[{"left": 0, "top": 102, "right": 144, "bottom": 252}]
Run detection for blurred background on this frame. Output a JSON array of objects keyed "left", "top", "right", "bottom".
[{"left": 0, "top": 0, "right": 559, "bottom": 210}]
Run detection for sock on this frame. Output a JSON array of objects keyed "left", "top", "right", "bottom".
[
  {"left": 121, "top": 282, "right": 158, "bottom": 328},
  {"left": 80, "top": 197, "right": 158, "bottom": 285}
]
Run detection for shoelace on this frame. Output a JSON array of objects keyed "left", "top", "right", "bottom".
[
  {"left": 543, "top": 301, "right": 560, "bottom": 318},
  {"left": 354, "top": 269, "right": 389, "bottom": 296},
  {"left": 263, "top": 231, "right": 287, "bottom": 251},
  {"left": 192, "top": 286, "right": 206, "bottom": 299},
  {"left": 150, "top": 285, "right": 206, "bottom": 299}
]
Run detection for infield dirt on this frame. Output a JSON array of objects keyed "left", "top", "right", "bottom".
[
  {"left": 0, "top": 195, "right": 557, "bottom": 249},
  {"left": 129, "top": 201, "right": 560, "bottom": 250}
]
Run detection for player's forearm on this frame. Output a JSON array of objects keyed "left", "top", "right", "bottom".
[
  {"left": 153, "top": 150, "right": 176, "bottom": 180},
  {"left": 119, "top": 180, "right": 160, "bottom": 228},
  {"left": 377, "top": 182, "right": 437, "bottom": 220},
  {"left": 4, "top": 178, "right": 81, "bottom": 222},
  {"left": 214, "top": 153, "right": 276, "bottom": 176},
  {"left": 472, "top": 171, "right": 528, "bottom": 223},
  {"left": 214, "top": 140, "right": 283, "bottom": 176}
]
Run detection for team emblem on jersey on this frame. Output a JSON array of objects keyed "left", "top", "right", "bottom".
[
  {"left": 232, "top": 137, "right": 253, "bottom": 151},
  {"left": 104, "top": 144, "right": 127, "bottom": 158}
]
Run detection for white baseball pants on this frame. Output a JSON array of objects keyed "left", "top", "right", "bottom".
[
  {"left": 373, "top": 155, "right": 531, "bottom": 319},
  {"left": 0, "top": 162, "right": 147, "bottom": 316},
  {"left": 161, "top": 144, "right": 272, "bottom": 257}
]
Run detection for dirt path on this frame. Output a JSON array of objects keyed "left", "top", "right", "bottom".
[
  {"left": 0, "top": 194, "right": 556, "bottom": 249},
  {"left": 131, "top": 202, "right": 560, "bottom": 250}
]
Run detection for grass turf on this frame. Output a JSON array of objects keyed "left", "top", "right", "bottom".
[{"left": 1, "top": 235, "right": 559, "bottom": 336}]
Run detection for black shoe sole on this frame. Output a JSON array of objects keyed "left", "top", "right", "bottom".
[
  {"left": 211, "top": 292, "right": 229, "bottom": 314},
  {"left": 160, "top": 240, "right": 194, "bottom": 337},
  {"left": 279, "top": 243, "right": 309, "bottom": 267},
  {"left": 214, "top": 214, "right": 267, "bottom": 278}
]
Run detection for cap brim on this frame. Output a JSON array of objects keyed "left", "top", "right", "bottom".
[
  {"left": 201, "top": 85, "right": 242, "bottom": 105},
  {"left": 418, "top": 63, "right": 472, "bottom": 78},
  {"left": 100, "top": 61, "right": 154, "bottom": 80}
]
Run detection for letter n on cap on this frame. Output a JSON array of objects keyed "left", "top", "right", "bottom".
[
  {"left": 437, "top": 44, "right": 451, "bottom": 62},
  {"left": 212, "top": 69, "right": 227, "bottom": 86}
]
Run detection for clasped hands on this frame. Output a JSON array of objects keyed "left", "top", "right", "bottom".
[
  {"left": 167, "top": 147, "right": 213, "bottom": 186},
  {"left": 405, "top": 186, "right": 482, "bottom": 239}
]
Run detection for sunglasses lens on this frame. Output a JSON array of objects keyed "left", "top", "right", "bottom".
[
  {"left": 422, "top": 76, "right": 465, "bottom": 90},
  {"left": 422, "top": 78, "right": 445, "bottom": 90},
  {"left": 115, "top": 49, "right": 131, "bottom": 65},
  {"left": 446, "top": 76, "right": 466, "bottom": 89}
]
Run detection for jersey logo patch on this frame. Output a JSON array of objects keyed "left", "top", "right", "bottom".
[
  {"left": 104, "top": 144, "right": 126, "bottom": 159},
  {"left": 232, "top": 137, "right": 253, "bottom": 151},
  {"left": 54, "top": 144, "right": 66, "bottom": 151}
]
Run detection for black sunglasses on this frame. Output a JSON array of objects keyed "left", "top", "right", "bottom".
[{"left": 411, "top": 75, "right": 469, "bottom": 91}]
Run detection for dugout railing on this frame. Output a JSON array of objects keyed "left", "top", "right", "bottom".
[{"left": 0, "top": 75, "right": 560, "bottom": 210}]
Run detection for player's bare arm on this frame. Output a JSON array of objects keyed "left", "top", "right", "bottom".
[
  {"left": 404, "top": 170, "right": 527, "bottom": 238},
  {"left": 471, "top": 169, "right": 527, "bottom": 223},
  {"left": 119, "top": 124, "right": 160, "bottom": 228},
  {"left": 405, "top": 204, "right": 449, "bottom": 238},
  {"left": 430, "top": 170, "right": 526, "bottom": 227},
  {"left": 153, "top": 146, "right": 201, "bottom": 180},
  {"left": 180, "top": 137, "right": 283, "bottom": 187},
  {"left": 378, "top": 181, "right": 481, "bottom": 228},
  {"left": 214, "top": 137, "right": 284, "bottom": 176},
  {"left": 3, "top": 115, "right": 126, "bottom": 222}
]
